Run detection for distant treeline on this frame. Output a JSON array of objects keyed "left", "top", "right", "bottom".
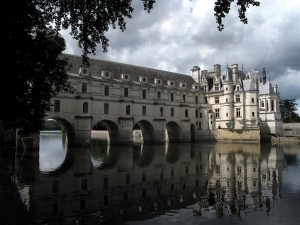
[{"left": 41, "top": 120, "right": 62, "bottom": 131}]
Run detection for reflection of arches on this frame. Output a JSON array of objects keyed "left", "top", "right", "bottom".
[
  {"left": 165, "top": 143, "right": 181, "bottom": 164},
  {"left": 93, "top": 120, "right": 120, "bottom": 144},
  {"left": 134, "top": 120, "right": 155, "bottom": 144},
  {"left": 134, "top": 144, "right": 155, "bottom": 167},
  {"left": 166, "top": 121, "right": 180, "bottom": 143},
  {"left": 92, "top": 144, "right": 120, "bottom": 169}
]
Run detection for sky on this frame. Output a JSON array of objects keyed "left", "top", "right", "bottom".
[{"left": 61, "top": 0, "right": 300, "bottom": 114}]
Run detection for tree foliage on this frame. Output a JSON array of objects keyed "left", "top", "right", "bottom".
[
  {"left": 214, "top": 0, "right": 260, "bottom": 31},
  {"left": 2, "top": 0, "right": 259, "bottom": 135},
  {"left": 279, "top": 99, "right": 300, "bottom": 122}
]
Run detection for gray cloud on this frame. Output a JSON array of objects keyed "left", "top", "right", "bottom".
[{"left": 62, "top": 0, "right": 300, "bottom": 108}]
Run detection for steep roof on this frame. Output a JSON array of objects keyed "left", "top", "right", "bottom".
[
  {"left": 61, "top": 53, "right": 196, "bottom": 88},
  {"left": 243, "top": 79, "right": 257, "bottom": 91},
  {"left": 259, "top": 81, "right": 275, "bottom": 95}
]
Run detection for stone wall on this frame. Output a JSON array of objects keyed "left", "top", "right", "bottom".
[{"left": 282, "top": 123, "right": 300, "bottom": 137}]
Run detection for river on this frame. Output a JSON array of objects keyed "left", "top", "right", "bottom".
[{"left": 8, "top": 131, "right": 300, "bottom": 225}]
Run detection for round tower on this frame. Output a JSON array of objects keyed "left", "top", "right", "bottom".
[{"left": 223, "top": 67, "right": 234, "bottom": 127}]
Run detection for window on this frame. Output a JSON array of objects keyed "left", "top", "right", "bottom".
[
  {"left": 82, "top": 178, "right": 87, "bottom": 190},
  {"left": 124, "top": 87, "right": 129, "bottom": 97},
  {"left": 104, "top": 103, "right": 109, "bottom": 114},
  {"left": 160, "top": 107, "right": 164, "bottom": 116},
  {"left": 204, "top": 86, "right": 207, "bottom": 92},
  {"left": 215, "top": 97, "right": 219, "bottom": 104},
  {"left": 142, "top": 106, "right": 146, "bottom": 116},
  {"left": 54, "top": 100, "right": 60, "bottom": 112},
  {"left": 226, "top": 113, "right": 228, "bottom": 117},
  {"left": 215, "top": 109, "right": 220, "bottom": 118},
  {"left": 195, "top": 96, "right": 198, "bottom": 104},
  {"left": 83, "top": 102, "right": 88, "bottom": 113},
  {"left": 157, "top": 91, "right": 161, "bottom": 100},
  {"left": 185, "top": 109, "right": 188, "bottom": 117},
  {"left": 82, "top": 83, "right": 87, "bottom": 93},
  {"left": 267, "top": 100, "right": 269, "bottom": 111},
  {"left": 236, "top": 86, "right": 240, "bottom": 91},
  {"left": 236, "top": 95, "right": 240, "bottom": 102},
  {"left": 182, "top": 94, "right": 186, "bottom": 102},
  {"left": 199, "top": 113, "right": 202, "bottom": 118},
  {"left": 271, "top": 100, "right": 274, "bottom": 111},
  {"left": 195, "top": 109, "right": 198, "bottom": 118},
  {"left": 205, "top": 97, "right": 208, "bottom": 103},
  {"left": 236, "top": 108, "right": 241, "bottom": 117},
  {"left": 104, "top": 85, "right": 109, "bottom": 96},
  {"left": 252, "top": 98, "right": 255, "bottom": 103},
  {"left": 198, "top": 121, "right": 201, "bottom": 129},
  {"left": 215, "top": 83, "right": 219, "bottom": 91},
  {"left": 171, "top": 108, "right": 174, "bottom": 117},
  {"left": 226, "top": 98, "right": 228, "bottom": 103},
  {"left": 170, "top": 93, "right": 174, "bottom": 102},
  {"left": 252, "top": 112, "right": 255, "bottom": 117},
  {"left": 261, "top": 100, "right": 265, "bottom": 107},
  {"left": 126, "top": 105, "right": 131, "bottom": 115}
]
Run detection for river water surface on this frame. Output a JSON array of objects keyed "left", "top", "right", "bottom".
[{"left": 12, "top": 131, "right": 300, "bottom": 225}]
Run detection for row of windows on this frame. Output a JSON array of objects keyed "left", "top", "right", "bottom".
[
  {"left": 54, "top": 100, "right": 203, "bottom": 118},
  {"left": 260, "top": 99, "right": 275, "bottom": 111},
  {"left": 213, "top": 108, "right": 256, "bottom": 118},
  {"left": 82, "top": 85, "right": 200, "bottom": 103},
  {"left": 214, "top": 96, "right": 257, "bottom": 104}
]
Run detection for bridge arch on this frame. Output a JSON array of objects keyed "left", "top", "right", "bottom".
[
  {"left": 93, "top": 120, "right": 120, "bottom": 144},
  {"left": 166, "top": 121, "right": 180, "bottom": 143},
  {"left": 44, "top": 117, "right": 76, "bottom": 146},
  {"left": 133, "top": 120, "right": 155, "bottom": 144}
]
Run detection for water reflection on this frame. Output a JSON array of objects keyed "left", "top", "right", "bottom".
[{"left": 13, "top": 135, "right": 300, "bottom": 225}]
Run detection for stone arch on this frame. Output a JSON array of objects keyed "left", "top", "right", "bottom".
[
  {"left": 133, "top": 120, "right": 155, "bottom": 144},
  {"left": 93, "top": 120, "right": 120, "bottom": 144},
  {"left": 45, "top": 117, "right": 76, "bottom": 146},
  {"left": 166, "top": 121, "right": 180, "bottom": 143}
]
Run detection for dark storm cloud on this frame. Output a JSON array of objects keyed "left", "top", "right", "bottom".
[{"left": 62, "top": 0, "right": 300, "bottom": 104}]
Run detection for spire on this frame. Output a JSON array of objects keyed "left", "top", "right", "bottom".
[{"left": 262, "top": 66, "right": 267, "bottom": 84}]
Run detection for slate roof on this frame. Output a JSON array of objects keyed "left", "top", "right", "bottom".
[
  {"left": 243, "top": 79, "right": 257, "bottom": 91},
  {"left": 61, "top": 53, "right": 196, "bottom": 89},
  {"left": 259, "top": 81, "right": 275, "bottom": 95}
]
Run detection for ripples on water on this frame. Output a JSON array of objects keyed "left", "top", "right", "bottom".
[{"left": 11, "top": 132, "right": 300, "bottom": 225}]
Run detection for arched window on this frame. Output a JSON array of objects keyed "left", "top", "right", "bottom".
[
  {"left": 126, "top": 105, "right": 131, "bottom": 115},
  {"left": 83, "top": 102, "right": 88, "bottom": 113}
]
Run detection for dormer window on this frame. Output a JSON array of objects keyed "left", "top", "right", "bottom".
[
  {"left": 179, "top": 82, "right": 186, "bottom": 89},
  {"left": 192, "top": 84, "right": 199, "bottom": 90},
  {"left": 101, "top": 71, "right": 112, "bottom": 79},
  {"left": 168, "top": 80, "right": 175, "bottom": 87},
  {"left": 215, "top": 83, "right": 219, "bottom": 91},
  {"left": 139, "top": 76, "right": 147, "bottom": 83},
  {"left": 79, "top": 67, "right": 89, "bottom": 76},
  {"left": 121, "top": 73, "right": 130, "bottom": 81},
  {"left": 155, "top": 78, "right": 162, "bottom": 85},
  {"left": 236, "top": 86, "right": 240, "bottom": 91}
]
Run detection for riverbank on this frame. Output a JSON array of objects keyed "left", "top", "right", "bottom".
[{"left": 0, "top": 147, "right": 32, "bottom": 225}]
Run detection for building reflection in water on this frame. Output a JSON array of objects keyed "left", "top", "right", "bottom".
[{"left": 13, "top": 137, "right": 284, "bottom": 224}]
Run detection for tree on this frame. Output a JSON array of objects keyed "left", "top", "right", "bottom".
[
  {"left": 2, "top": 0, "right": 260, "bottom": 136},
  {"left": 279, "top": 99, "right": 300, "bottom": 122},
  {"left": 214, "top": 0, "right": 260, "bottom": 31}
]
